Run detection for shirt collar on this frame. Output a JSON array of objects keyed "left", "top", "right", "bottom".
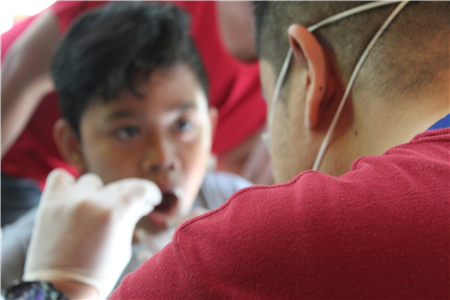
[{"left": 427, "top": 114, "right": 450, "bottom": 131}]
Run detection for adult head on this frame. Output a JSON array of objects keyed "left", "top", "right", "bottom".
[
  {"left": 255, "top": 1, "right": 449, "bottom": 183},
  {"left": 51, "top": 2, "right": 216, "bottom": 231}
]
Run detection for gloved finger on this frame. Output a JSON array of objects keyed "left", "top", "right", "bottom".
[
  {"left": 108, "top": 178, "right": 162, "bottom": 219},
  {"left": 76, "top": 173, "right": 104, "bottom": 192},
  {"left": 116, "top": 178, "right": 162, "bottom": 206},
  {"left": 43, "top": 169, "right": 76, "bottom": 196}
]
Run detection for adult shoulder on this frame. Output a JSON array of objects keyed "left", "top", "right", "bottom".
[{"left": 113, "top": 139, "right": 449, "bottom": 298}]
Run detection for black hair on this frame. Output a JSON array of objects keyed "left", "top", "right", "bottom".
[{"left": 51, "top": 1, "right": 208, "bottom": 135}]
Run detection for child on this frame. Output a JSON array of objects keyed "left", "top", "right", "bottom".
[{"left": 1, "top": 1, "right": 251, "bottom": 290}]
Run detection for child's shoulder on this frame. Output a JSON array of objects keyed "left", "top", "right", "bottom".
[{"left": 198, "top": 172, "right": 253, "bottom": 210}]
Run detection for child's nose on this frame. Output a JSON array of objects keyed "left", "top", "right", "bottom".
[{"left": 141, "top": 136, "right": 180, "bottom": 173}]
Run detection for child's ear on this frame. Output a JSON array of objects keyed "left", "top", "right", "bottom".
[
  {"left": 208, "top": 107, "right": 218, "bottom": 140},
  {"left": 53, "top": 119, "right": 87, "bottom": 173}
]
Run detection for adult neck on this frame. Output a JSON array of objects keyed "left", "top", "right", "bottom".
[{"left": 319, "top": 77, "right": 449, "bottom": 177}]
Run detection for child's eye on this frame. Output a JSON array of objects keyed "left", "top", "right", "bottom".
[
  {"left": 176, "top": 120, "right": 194, "bottom": 133},
  {"left": 115, "top": 126, "right": 140, "bottom": 140}
]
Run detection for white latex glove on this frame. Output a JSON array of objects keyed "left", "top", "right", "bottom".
[{"left": 23, "top": 169, "right": 162, "bottom": 299}]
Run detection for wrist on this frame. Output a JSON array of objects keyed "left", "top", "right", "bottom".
[
  {"left": 2, "top": 280, "right": 100, "bottom": 300},
  {"left": 50, "top": 280, "right": 99, "bottom": 299},
  {"left": 23, "top": 270, "right": 101, "bottom": 299},
  {"left": 2, "top": 280, "right": 70, "bottom": 300}
]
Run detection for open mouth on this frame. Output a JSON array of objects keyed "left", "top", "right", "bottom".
[
  {"left": 143, "top": 191, "right": 180, "bottom": 231},
  {"left": 153, "top": 191, "right": 179, "bottom": 214}
]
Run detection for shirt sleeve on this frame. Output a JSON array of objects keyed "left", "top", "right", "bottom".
[
  {"left": 199, "top": 172, "right": 253, "bottom": 210},
  {"left": 1, "top": 15, "right": 38, "bottom": 61},
  {"left": 50, "top": 1, "right": 108, "bottom": 34},
  {"left": 109, "top": 240, "right": 199, "bottom": 299},
  {"left": 1, "top": 208, "right": 37, "bottom": 288}
]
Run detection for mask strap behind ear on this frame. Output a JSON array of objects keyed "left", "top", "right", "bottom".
[
  {"left": 267, "top": 47, "right": 293, "bottom": 127},
  {"left": 307, "top": 1, "right": 403, "bottom": 32},
  {"left": 312, "top": 1, "right": 409, "bottom": 171},
  {"left": 269, "top": 1, "right": 403, "bottom": 128},
  {"left": 261, "top": 47, "right": 293, "bottom": 150},
  {"left": 263, "top": 1, "right": 409, "bottom": 164},
  {"left": 269, "top": 0, "right": 402, "bottom": 124}
]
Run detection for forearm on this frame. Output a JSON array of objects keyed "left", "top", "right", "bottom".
[
  {"left": 1, "top": 9, "right": 59, "bottom": 156},
  {"left": 1, "top": 71, "right": 53, "bottom": 155}
]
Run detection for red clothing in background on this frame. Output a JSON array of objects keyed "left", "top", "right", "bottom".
[
  {"left": 1, "top": 1, "right": 266, "bottom": 189},
  {"left": 1, "top": 14, "right": 80, "bottom": 190},
  {"left": 111, "top": 129, "right": 450, "bottom": 299}
]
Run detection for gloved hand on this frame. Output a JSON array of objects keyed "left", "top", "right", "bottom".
[{"left": 23, "top": 169, "right": 162, "bottom": 299}]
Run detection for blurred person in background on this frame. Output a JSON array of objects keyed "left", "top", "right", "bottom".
[
  {"left": 1, "top": 1, "right": 252, "bottom": 294},
  {"left": 1, "top": 0, "right": 271, "bottom": 227}
]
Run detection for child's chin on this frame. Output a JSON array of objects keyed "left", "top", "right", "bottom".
[
  {"left": 147, "top": 211, "right": 170, "bottom": 230},
  {"left": 143, "top": 209, "right": 178, "bottom": 233}
]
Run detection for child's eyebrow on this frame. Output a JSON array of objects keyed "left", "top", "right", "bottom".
[
  {"left": 171, "top": 103, "right": 198, "bottom": 112},
  {"left": 104, "top": 103, "right": 198, "bottom": 121},
  {"left": 105, "top": 111, "right": 143, "bottom": 121}
]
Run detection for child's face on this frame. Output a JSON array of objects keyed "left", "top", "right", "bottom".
[{"left": 57, "top": 64, "right": 216, "bottom": 232}]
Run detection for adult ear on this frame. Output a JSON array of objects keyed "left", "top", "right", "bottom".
[
  {"left": 53, "top": 119, "right": 87, "bottom": 173},
  {"left": 287, "top": 24, "right": 330, "bottom": 129}
]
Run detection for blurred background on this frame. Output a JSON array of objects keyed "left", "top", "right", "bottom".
[{"left": 1, "top": 0, "right": 55, "bottom": 33}]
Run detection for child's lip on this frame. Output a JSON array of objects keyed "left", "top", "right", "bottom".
[{"left": 146, "top": 212, "right": 168, "bottom": 230}]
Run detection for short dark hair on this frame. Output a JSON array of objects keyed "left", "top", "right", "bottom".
[
  {"left": 254, "top": 2, "right": 449, "bottom": 100},
  {"left": 51, "top": 1, "right": 208, "bottom": 135}
]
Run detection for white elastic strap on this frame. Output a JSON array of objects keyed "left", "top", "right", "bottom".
[
  {"left": 268, "top": 47, "right": 293, "bottom": 127},
  {"left": 24, "top": 270, "right": 103, "bottom": 299},
  {"left": 269, "top": 1, "right": 402, "bottom": 127},
  {"left": 307, "top": 1, "right": 403, "bottom": 32},
  {"left": 312, "top": 1, "right": 409, "bottom": 171}
]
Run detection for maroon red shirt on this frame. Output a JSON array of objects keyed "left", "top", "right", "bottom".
[{"left": 111, "top": 128, "right": 450, "bottom": 299}]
